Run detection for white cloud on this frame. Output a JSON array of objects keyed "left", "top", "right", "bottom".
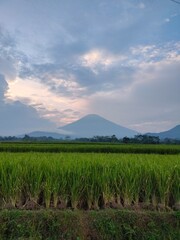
[
  {"left": 5, "top": 41, "right": 180, "bottom": 131},
  {"left": 165, "top": 18, "right": 170, "bottom": 23},
  {"left": 88, "top": 42, "right": 180, "bottom": 132},
  {"left": 80, "top": 49, "right": 127, "bottom": 73},
  {"left": 0, "top": 75, "right": 56, "bottom": 136},
  {"left": 0, "top": 0, "right": 180, "bottom": 133},
  {"left": 6, "top": 77, "right": 88, "bottom": 126},
  {"left": 138, "top": 3, "right": 145, "bottom": 9}
]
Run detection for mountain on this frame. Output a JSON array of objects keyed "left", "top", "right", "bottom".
[
  {"left": 21, "top": 131, "right": 66, "bottom": 139},
  {"left": 147, "top": 125, "right": 180, "bottom": 139},
  {"left": 59, "top": 114, "right": 137, "bottom": 138}
]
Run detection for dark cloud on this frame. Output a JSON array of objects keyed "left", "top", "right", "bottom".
[
  {"left": 0, "top": 26, "right": 15, "bottom": 49},
  {"left": 0, "top": 100, "right": 55, "bottom": 136},
  {"left": 0, "top": 74, "right": 8, "bottom": 99},
  {"left": 15, "top": 0, "right": 179, "bottom": 99},
  {"left": 0, "top": 75, "right": 55, "bottom": 136},
  {"left": 0, "top": 27, "right": 17, "bottom": 80},
  {"left": 89, "top": 56, "right": 180, "bottom": 132},
  {"left": 0, "top": 0, "right": 180, "bottom": 133}
]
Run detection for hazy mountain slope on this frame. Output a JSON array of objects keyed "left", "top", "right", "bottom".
[
  {"left": 23, "top": 131, "right": 66, "bottom": 139},
  {"left": 59, "top": 114, "right": 137, "bottom": 138},
  {"left": 147, "top": 125, "right": 180, "bottom": 139}
]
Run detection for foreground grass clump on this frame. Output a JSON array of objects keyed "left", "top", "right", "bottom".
[
  {"left": 0, "top": 210, "right": 179, "bottom": 239},
  {"left": 0, "top": 153, "right": 179, "bottom": 210}
]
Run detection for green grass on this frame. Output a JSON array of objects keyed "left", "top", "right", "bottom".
[
  {"left": 0, "top": 152, "right": 179, "bottom": 210},
  {"left": 0, "top": 142, "right": 180, "bottom": 154},
  {"left": 0, "top": 144, "right": 179, "bottom": 239},
  {"left": 0, "top": 210, "right": 179, "bottom": 240}
]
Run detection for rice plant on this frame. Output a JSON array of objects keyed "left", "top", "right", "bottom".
[
  {"left": 0, "top": 142, "right": 180, "bottom": 154},
  {"left": 0, "top": 152, "right": 179, "bottom": 210}
]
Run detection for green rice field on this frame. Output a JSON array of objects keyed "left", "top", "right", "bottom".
[
  {"left": 0, "top": 151, "right": 179, "bottom": 211},
  {"left": 0, "top": 142, "right": 180, "bottom": 154},
  {"left": 0, "top": 143, "right": 179, "bottom": 239}
]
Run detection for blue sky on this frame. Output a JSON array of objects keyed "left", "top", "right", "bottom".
[{"left": 0, "top": 0, "right": 180, "bottom": 135}]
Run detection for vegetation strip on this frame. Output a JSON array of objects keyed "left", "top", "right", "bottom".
[
  {"left": 0, "top": 210, "right": 179, "bottom": 239},
  {"left": 0, "top": 153, "right": 179, "bottom": 211},
  {"left": 0, "top": 142, "right": 180, "bottom": 154}
]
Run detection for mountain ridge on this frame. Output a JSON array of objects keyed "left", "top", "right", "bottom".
[
  {"left": 147, "top": 125, "right": 180, "bottom": 139},
  {"left": 19, "top": 131, "right": 66, "bottom": 139},
  {"left": 59, "top": 114, "right": 138, "bottom": 138},
  {"left": 14, "top": 115, "right": 180, "bottom": 140}
]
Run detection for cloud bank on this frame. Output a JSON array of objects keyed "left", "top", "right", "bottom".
[{"left": 0, "top": 0, "right": 180, "bottom": 134}]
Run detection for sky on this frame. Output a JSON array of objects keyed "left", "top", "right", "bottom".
[{"left": 0, "top": 0, "right": 180, "bottom": 136}]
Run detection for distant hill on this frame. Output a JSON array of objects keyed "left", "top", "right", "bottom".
[
  {"left": 59, "top": 114, "right": 137, "bottom": 138},
  {"left": 22, "top": 131, "right": 66, "bottom": 139},
  {"left": 147, "top": 125, "right": 180, "bottom": 139}
]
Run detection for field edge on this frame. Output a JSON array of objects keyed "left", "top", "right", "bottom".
[{"left": 0, "top": 209, "right": 179, "bottom": 239}]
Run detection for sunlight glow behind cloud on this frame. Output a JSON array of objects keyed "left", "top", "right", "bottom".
[
  {"left": 6, "top": 77, "right": 88, "bottom": 126},
  {"left": 0, "top": 0, "right": 180, "bottom": 134}
]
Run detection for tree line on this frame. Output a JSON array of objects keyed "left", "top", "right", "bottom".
[{"left": 0, "top": 134, "right": 180, "bottom": 144}]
